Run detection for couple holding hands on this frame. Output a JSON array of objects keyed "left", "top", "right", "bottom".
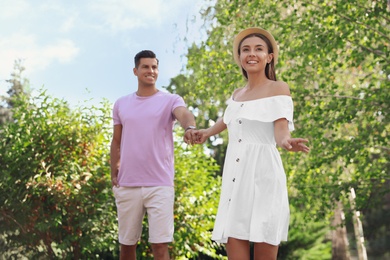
[{"left": 111, "top": 27, "right": 309, "bottom": 260}]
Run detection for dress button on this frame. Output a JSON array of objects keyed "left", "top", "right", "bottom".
[
  {"left": 236, "top": 158, "right": 240, "bottom": 162},
  {"left": 240, "top": 104, "right": 244, "bottom": 107},
  {"left": 238, "top": 139, "right": 242, "bottom": 142},
  {"left": 238, "top": 120, "right": 242, "bottom": 124},
  {"left": 232, "top": 178, "right": 235, "bottom": 182}
]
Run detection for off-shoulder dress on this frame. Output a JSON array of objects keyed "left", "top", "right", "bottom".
[{"left": 211, "top": 95, "right": 294, "bottom": 246}]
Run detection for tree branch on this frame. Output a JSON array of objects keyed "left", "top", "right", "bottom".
[
  {"left": 313, "top": 94, "right": 363, "bottom": 100},
  {"left": 339, "top": 13, "right": 390, "bottom": 43},
  {"left": 1, "top": 211, "right": 26, "bottom": 234},
  {"left": 353, "top": 1, "right": 390, "bottom": 23},
  {"left": 346, "top": 39, "right": 388, "bottom": 60}
]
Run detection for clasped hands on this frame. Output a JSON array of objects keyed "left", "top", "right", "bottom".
[{"left": 184, "top": 129, "right": 207, "bottom": 145}]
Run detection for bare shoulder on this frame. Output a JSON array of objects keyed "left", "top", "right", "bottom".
[
  {"left": 270, "top": 80, "right": 290, "bottom": 96},
  {"left": 232, "top": 87, "right": 244, "bottom": 99},
  {"left": 233, "top": 87, "right": 244, "bottom": 96}
]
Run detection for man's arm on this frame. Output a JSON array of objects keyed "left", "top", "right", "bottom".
[
  {"left": 173, "top": 106, "right": 197, "bottom": 144},
  {"left": 173, "top": 106, "right": 196, "bottom": 129},
  {"left": 110, "top": 124, "right": 122, "bottom": 187}
]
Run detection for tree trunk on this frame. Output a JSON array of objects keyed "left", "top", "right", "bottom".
[
  {"left": 332, "top": 201, "right": 351, "bottom": 260},
  {"left": 350, "top": 188, "right": 368, "bottom": 260}
]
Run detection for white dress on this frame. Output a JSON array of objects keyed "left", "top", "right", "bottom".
[{"left": 211, "top": 95, "right": 294, "bottom": 246}]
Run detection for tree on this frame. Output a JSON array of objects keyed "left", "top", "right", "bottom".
[
  {"left": 0, "top": 59, "right": 30, "bottom": 125},
  {"left": 168, "top": 0, "right": 389, "bottom": 257}
]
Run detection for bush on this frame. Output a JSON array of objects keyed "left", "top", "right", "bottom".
[{"left": 0, "top": 91, "right": 118, "bottom": 259}]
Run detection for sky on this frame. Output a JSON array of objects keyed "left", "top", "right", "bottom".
[{"left": 0, "top": 0, "right": 211, "bottom": 107}]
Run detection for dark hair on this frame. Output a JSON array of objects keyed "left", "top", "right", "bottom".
[
  {"left": 134, "top": 50, "right": 159, "bottom": 68},
  {"left": 238, "top": 33, "right": 277, "bottom": 81}
]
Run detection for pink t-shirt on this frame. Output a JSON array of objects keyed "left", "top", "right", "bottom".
[{"left": 112, "top": 91, "right": 186, "bottom": 187}]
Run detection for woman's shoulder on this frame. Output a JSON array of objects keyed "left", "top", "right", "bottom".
[
  {"left": 232, "top": 87, "right": 245, "bottom": 96},
  {"left": 269, "top": 80, "right": 290, "bottom": 96}
]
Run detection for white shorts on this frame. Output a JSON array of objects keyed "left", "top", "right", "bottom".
[{"left": 113, "top": 186, "right": 174, "bottom": 245}]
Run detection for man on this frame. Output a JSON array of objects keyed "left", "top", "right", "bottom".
[{"left": 110, "top": 50, "right": 196, "bottom": 260}]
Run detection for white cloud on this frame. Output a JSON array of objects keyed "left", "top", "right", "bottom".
[
  {"left": 0, "top": 34, "right": 79, "bottom": 78},
  {"left": 42, "top": 39, "right": 80, "bottom": 63},
  {"left": 0, "top": 0, "right": 30, "bottom": 19},
  {"left": 59, "top": 15, "right": 78, "bottom": 33},
  {"left": 89, "top": 0, "right": 190, "bottom": 32}
]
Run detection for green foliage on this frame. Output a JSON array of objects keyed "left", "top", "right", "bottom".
[
  {"left": 136, "top": 135, "right": 225, "bottom": 259},
  {"left": 279, "top": 206, "right": 332, "bottom": 259},
  {"left": 0, "top": 59, "right": 31, "bottom": 125},
  {"left": 0, "top": 90, "right": 118, "bottom": 259}
]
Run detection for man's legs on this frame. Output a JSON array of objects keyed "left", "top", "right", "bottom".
[
  {"left": 114, "top": 186, "right": 173, "bottom": 260},
  {"left": 120, "top": 244, "right": 137, "bottom": 260},
  {"left": 120, "top": 242, "right": 169, "bottom": 260},
  {"left": 113, "top": 187, "right": 145, "bottom": 259},
  {"left": 151, "top": 243, "right": 170, "bottom": 260},
  {"left": 144, "top": 186, "right": 174, "bottom": 260}
]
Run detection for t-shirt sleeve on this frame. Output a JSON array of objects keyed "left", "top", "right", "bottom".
[
  {"left": 112, "top": 100, "right": 121, "bottom": 125},
  {"left": 171, "top": 94, "right": 186, "bottom": 112}
]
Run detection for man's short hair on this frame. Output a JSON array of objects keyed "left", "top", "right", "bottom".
[{"left": 134, "top": 50, "right": 159, "bottom": 68}]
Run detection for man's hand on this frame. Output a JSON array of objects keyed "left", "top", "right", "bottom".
[
  {"left": 184, "top": 128, "right": 196, "bottom": 145},
  {"left": 111, "top": 173, "right": 119, "bottom": 187}
]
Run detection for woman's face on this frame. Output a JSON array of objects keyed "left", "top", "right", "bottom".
[{"left": 239, "top": 36, "right": 273, "bottom": 75}]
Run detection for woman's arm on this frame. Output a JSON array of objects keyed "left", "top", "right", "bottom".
[
  {"left": 274, "top": 118, "right": 309, "bottom": 153},
  {"left": 193, "top": 117, "right": 227, "bottom": 144}
]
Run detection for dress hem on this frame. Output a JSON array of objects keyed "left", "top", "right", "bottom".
[{"left": 212, "top": 234, "right": 287, "bottom": 246}]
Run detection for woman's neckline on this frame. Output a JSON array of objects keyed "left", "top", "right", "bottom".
[{"left": 231, "top": 94, "right": 291, "bottom": 103}]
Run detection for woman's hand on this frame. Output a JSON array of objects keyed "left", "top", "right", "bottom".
[
  {"left": 192, "top": 129, "right": 209, "bottom": 144},
  {"left": 184, "top": 128, "right": 210, "bottom": 145},
  {"left": 281, "top": 138, "right": 310, "bottom": 153}
]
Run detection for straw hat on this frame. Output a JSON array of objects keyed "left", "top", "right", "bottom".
[{"left": 233, "top": 27, "right": 278, "bottom": 66}]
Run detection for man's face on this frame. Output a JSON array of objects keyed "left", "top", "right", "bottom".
[{"left": 133, "top": 58, "right": 159, "bottom": 86}]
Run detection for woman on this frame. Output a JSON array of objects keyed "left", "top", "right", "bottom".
[{"left": 192, "top": 27, "right": 310, "bottom": 259}]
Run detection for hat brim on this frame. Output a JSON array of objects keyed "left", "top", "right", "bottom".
[{"left": 233, "top": 27, "right": 278, "bottom": 66}]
